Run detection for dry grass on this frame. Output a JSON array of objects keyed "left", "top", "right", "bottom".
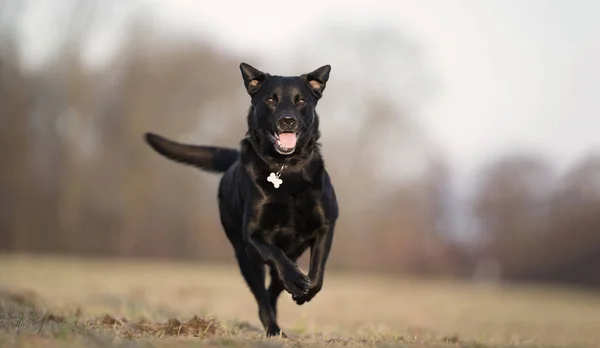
[{"left": 1, "top": 254, "right": 600, "bottom": 347}]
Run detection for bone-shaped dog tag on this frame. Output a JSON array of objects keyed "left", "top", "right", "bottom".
[{"left": 267, "top": 172, "right": 283, "bottom": 189}]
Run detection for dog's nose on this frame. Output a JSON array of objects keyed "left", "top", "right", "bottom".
[{"left": 278, "top": 116, "right": 297, "bottom": 131}]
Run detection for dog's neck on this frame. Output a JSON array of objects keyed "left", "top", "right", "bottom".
[{"left": 241, "top": 134, "right": 323, "bottom": 182}]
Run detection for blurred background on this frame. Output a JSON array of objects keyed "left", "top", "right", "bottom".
[{"left": 1, "top": 0, "right": 600, "bottom": 289}]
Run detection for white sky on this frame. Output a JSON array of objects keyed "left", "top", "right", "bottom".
[
  {"left": 141, "top": 0, "right": 600, "bottom": 176},
  {"left": 10, "top": 0, "right": 600, "bottom": 182}
]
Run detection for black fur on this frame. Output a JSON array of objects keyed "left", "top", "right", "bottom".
[{"left": 144, "top": 63, "right": 338, "bottom": 337}]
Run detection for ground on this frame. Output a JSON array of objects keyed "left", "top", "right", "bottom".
[{"left": 1, "top": 254, "right": 600, "bottom": 347}]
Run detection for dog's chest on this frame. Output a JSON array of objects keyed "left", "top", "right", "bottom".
[{"left": 259, "top": 193, "right": 325, "bottom": 246}]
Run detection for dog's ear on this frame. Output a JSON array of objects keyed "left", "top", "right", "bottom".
[
  {"left": 240, "top": 62, "right": 268, "bottom": 95},
  {"left": 302, "top": 65, "right": 331, "bottom": 99}
]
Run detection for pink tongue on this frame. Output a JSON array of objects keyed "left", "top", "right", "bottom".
[{"left": 278, "top": 133, "right": 297, "bottom": 148}]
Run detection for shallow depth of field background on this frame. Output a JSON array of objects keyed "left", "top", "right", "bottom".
[{"left": 2, "top": 1, "right": 600, "bottom": 346}]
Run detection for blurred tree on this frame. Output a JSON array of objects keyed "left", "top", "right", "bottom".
[
  {"left": 522, "top": 154, "right": 600, "bottom": 286},
  {"left": 114, "top": 22, "right": 244, "bottom": 260},
  {"left": 0, "top": 42, "right": 29, "bottom": 251},
  {"left": 0, "top": 10, "right": 245, "bottom": 260},
  {"left": 289, "top": 24, "right": 443, "bottom": 273},
  {"left": 472, "top": 153, "right": 554, "bottom": 277}
]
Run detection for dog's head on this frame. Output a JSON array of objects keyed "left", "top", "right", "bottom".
[{"left": 239, "top": 63, "right": 331, "bottom": 159}]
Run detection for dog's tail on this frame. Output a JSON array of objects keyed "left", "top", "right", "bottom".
[{"left": 144, "top": 132, "right": 239, "bottom": 173}]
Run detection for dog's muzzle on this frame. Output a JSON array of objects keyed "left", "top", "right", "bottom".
[{"left": 270, "top": 115, "right": 299, "bottom": 155}]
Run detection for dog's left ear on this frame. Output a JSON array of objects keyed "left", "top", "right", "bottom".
[
  {"left": 240, "top": 62, "right": 269, "bottom": 95},
  {"left": 302, "top": 65, "right": 331, "bottom": 99}
]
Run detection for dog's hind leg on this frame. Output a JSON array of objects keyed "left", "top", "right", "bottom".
[
  {"left": 220, "top": 214, "right": 282, "bottom": 336},
  {"left": 267, "top": 267, "right": 284, "bottom": 317},
  {"left": 235, "top": 250, "right": 284, "bottom": 337}
]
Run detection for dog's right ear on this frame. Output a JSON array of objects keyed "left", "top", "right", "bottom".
[{"left": 240, "top": 63, "right": 268, "bottom": 95}]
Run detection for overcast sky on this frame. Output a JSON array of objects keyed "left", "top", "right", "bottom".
[
  {"left": 9, "top": 0, "right": 600, "bottom": 181},
  {"left": 145, "top": 0, "right": 600, "bottom": 177}
]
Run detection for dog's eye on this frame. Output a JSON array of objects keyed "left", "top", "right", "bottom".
[
  {"left": 296, "top": 99, "right": 306, "bottom": 107},
  {"left": 266, "top": 97, "right": 276, "bottom": 105}
]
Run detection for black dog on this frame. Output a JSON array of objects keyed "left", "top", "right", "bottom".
[{"left": 144, "top": 63, "right": 338, "bottom": 337}]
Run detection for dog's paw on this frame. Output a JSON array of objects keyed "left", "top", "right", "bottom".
[
  {"left": 266, "top": 326, "right": 287, "bottom": 338},
  {"left": 292, "top": 282, "right": 322, "bottom": 305},
  {"left": 281, "top": 267, "right": 311, "bottom": 298}
]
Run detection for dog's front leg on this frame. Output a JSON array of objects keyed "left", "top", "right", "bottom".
[
  {"left": 293, "top": 223, "right": 335, "bottom": 305},
  {"left": 245, "top": 227, "right": 311, "bottom": 298}
]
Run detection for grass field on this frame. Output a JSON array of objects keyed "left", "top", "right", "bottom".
[{"left": 1, "top": 254, "right": 600, "bottom": 347}]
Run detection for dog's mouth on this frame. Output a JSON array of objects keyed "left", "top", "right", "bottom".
[{"left": 271, "top": 132, "right": 298, "bottom": 155}]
